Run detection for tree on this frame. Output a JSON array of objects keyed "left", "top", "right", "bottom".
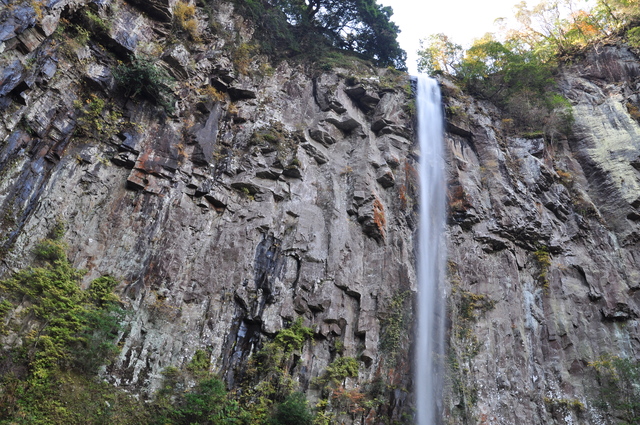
[
  {"left": 241, "top": 0, "right": 406, "bottom": 69},
  {"left": 272, "top": 392, "right": 313, "bottom": 425},
  {"left": 417, "top": 33, "right": 462, "bottom": 74},
  {"left": 590, "top": 354, "right": 640, "bottom": 424}
]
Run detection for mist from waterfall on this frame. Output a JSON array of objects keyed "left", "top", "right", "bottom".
[{"left": 415, "top": 75, "right": 446, "bottom": 425}]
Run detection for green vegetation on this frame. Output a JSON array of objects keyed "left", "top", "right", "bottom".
[
  {"left": 0, "top": 230, "right": 125, "bottom": 422},
  {"left": 533, "top": 246, "right": 552, "bottom": 288},
  {"left": 74, "top": 94, "right": 122, "bottom": 139},
  {"left": 379, "top": 291, "right": 411, "bottom": 364},
  {"left": 232, "top": 0, "right": 406, "bottom": 69},
  {"left": 446, "top": 261, "right": 496, "bottom": 423},
  {"left": 272, "top": 392, "right": 313, "bottom": 425},
  {"left": 310, "top": 357, "right": 391, "bottom": 423},
  {"left": 589, "top": 353, "right": 640, "bottom": 424},
  {"left": 82, "top": 9, "right": 111, "bottom": 34},
  {"left": 187, "top": 349, "right": 212, "bottom": 374},
  {"left": 628, "top": 26, "right": 640, "bottom": 47},
  {"left": 0, "top": 264, "right": 319, "bottom": 425},
  {"left": 320, "top": 357, "right": 359, "bottom": 386},
  {"left": 232, "top": 318, "right": 314, "bottom": 423},
  {"left": 419, "top": 33, "right": 573, "bottom": 138},
  {"left": 152, "top": 364, "right": 313, "bottom": 425},
  {"left": 158, "top": 376, "right": 249, "bottom": 424},
  {"left": 0, "top": 229, "right": 389, "bottom": 423},
  {"left": 416, "top": 0, "right": 640, "bottom": 139},
  {"left": 273, "top": 318, "right": 314, "bottom": 352},
  {"left": 113, "top": 58, "right": 176, "bottom": 113}
]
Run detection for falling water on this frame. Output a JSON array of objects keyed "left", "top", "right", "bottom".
[{"left": 415, "top": 75, "right": 446, "bottom": 425}]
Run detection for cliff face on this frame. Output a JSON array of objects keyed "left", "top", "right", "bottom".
[
  {"left": 443, "top": 43, "right": 640, "bottom": 424},
  {"left": 2, "top": 0, "right": 640, "bottom": 424},
  {"left": 1, "top": 0, "right": 417, "bottom": 422}
]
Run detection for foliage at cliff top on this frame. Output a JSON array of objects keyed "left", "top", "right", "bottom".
[
  {"left": 232, "top": 0, "right": 407, "bottom": 70},
  {"left": 416, "top": 0, "right": 640, "bottom": 138},
  {"left": 419, "top": 0, "right": 640, "bottom": 77}
]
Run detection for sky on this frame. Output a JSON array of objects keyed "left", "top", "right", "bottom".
[{"left": 378, "top": 0, "right": 526, "bottom": 74}]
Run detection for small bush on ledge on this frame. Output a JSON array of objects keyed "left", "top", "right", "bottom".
[{"left": 113, "top": 58, "right": 176, "bottom": 113}]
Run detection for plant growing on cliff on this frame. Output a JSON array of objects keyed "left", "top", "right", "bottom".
[
  {"left": 274, "top": 318, "right": 314, "bottom": 352},
  {"left": 379, "top": 291, "right": 411, "bottom": 364},
  {"left": 533, "top": 246, "right": 552, "bottom": 288},
  {"left": 446, "top": 261, "right": 496, "bottom": 423},
  {"left": 236, "top": 318, "right": 314, "bottom": 423},
  {"left": 272, "top": 392, "right": 313, "bottom": 425},
  {"left": 187, "top": 349, "right": 212, "bottom": 374},
  {"left": 0, "top": 233, "right": 125, "bottom": 421},
  {"left": 0, "top": 239, "right": 123, "bottom": 378},
  {"left": 82, "top": 9, "right": 111, "bottom": 34},
  {"left": 232, "top": 0, "right": 406, "bottom": 69},
  {"left": 74, "top": 94, "right": 122, "bottom": 139},
  {"left": 372, "top": 198, "right": 386, "bottom": 238},
  {"left": 173, "top": 1, "right": 201, "bottom": 41},
  {"left": 113, "top": 58, "right": 176, "bottom": 113},
  {"left": 589, "top": 353, "right": 640, "bottom": 424},
  {"left": 420, "top": 33, "right": 574, "bottom": 138}
]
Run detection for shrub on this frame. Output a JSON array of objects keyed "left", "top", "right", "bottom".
[
  {"left": 327, "top": 357, "right": 359, "bottom": 380},
  {"left": 113, "top": 58, "right": 176, "bottom": 113},
  {"left": 179, "top": 378, "right": 243, "bottom": 424},
  {"left": 379, "top": 291, "right": 411, "bottom": 363},
  {"left": 314, "top": 357, "right": 359, "bottom": 388},
  {"left": 590, "top": 354, "right": 640, "bottom": 423},
  {"left": 419, "top": 34, "right": 574, "bottom": 139},
  {"left": 272, "top": 392, "right": 313, "bottom": 425},
  {"left": 73, "top": 94, "right": 122, "bottom": 139},
  {"left": 273, "top": 318, "right": 313, "bottom": 353},
  {"left": 533, "top": 246, "right": 551, "bottom": 288},
  {"left": 628, "top": 27, "right": 640, "bottom": 48},
  {"left": 83, "top": 9, "right": 110, "bottom": 33},
  {"left": 0, "top": 239, "right": 123, "bottom": 378},
  {"left": 173, "top": 1, "right": 200, "bottom": 41},
  {"left": 232, "top": 42, "right": 254, "bottom": 75},
  {"left": 0, "top": 237, "right": 125, "bottom": 421},
  {"left": 187, "top": 349, "right": 212, "bottom": 374}
]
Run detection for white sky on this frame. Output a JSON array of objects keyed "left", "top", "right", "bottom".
[{"left": 378, "top": 0, "right": 526, "bottom": 74}]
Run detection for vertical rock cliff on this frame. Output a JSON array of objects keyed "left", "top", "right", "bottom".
[
  {"left": 442, "top": 42, "right": 640, "bottom": 424},
  {"left": 2, "top": 0, "right": 640, "bottom": 424},
  {"left": 1, "top": 0, "right": 417, "bottom": 422}
]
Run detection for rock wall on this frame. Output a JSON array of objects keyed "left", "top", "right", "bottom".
[
  {"left": 0, "top": 0, "right": 417, "bottom": 422},
  {"left": 442, "top": 42, "right": 640, "bottom": 424},
  {"left": 2, "top": 0, "right": 640, "bottom": 423}
]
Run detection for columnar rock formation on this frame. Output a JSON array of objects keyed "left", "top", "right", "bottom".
[
  {"left": 1, "top": 1, "right": 417, "bottom": 422},
  {"left": 1, "top": 0, "right": 640, "bottom": 423},
  {"left": 442, "top": 43, "right": 640, "bottom": 423}
]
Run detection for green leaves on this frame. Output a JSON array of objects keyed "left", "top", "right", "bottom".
[
  {"left": 418, "top": 31, "right": 574, "bottom": 138},
  {"left": 273, "top": 318, "right": 313, "bottom": 353},
  {"left": 417, "top": 33, "right": 462, "bottom": 75},
  {"left": 272, "top": 392, "right": 313, "bottom": 425},
  {"left": 590, "top": 354, "right": 640, "bottom": 424},
  {"left": 0, "top": 238, "right": 122, "bottom": 379},
  {"left": 235, "top": 0, "right": 406, "bottom": 69},
  {"left": 113, "top": 58, "right": 176, "bottom": 113}
]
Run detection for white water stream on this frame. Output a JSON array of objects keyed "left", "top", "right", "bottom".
[{"left": 415, "top": 75, "right": 446, "bottom": 425}]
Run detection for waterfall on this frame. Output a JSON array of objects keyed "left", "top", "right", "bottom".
[{"left": 415, "top": 75, "right": 446, "bottom": 425}]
